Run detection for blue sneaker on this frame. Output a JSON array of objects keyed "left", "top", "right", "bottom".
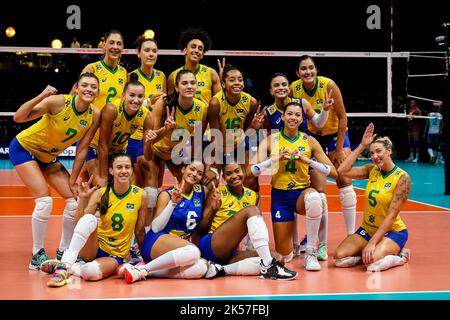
[
  {"left": 126, "top": 247, "right": 143, "bottom": 265},
  {"left": 29, "top": 248, "right": 50, "bottom": 271}
]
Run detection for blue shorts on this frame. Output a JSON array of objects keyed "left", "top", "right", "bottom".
[
  {"left": 141, "top": 230, "right": 166, "bottom": 262},
  {"left": 86, "top": 147, "right": 98, "bottom": 161},
  {"left": 197, "top": 233, "right": 236, "bottom": 264},
  {"left": 127, "top": 138, "right": 143, "bottom": 164},
  {"left": 355, "top": 226, "right": 409, "bottom": 250},
  {"left": 312, "top": 131, "right": 351, "bottom": 154},
  {"left": 95, "top": 247, "right": 123, "bottom": 265},
  {"left": 271, "top": 188, "right": 305, "bottom": 222},
  {"left": 9, "top": 137, "right": 57, "bottom": 167}
]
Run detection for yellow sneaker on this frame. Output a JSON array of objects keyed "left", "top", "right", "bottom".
[{"left": 47, "top": 266, "right": 70, "bottom": 287}]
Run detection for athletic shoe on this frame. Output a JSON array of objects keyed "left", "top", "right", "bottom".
[
  {"left": 205, "top": 261, "right": 226, "bottom": 279},
  {"left": 115, "top": 263, "right": 134, "bottom": 278},
  {"left": 29, "top": 248, "right": 50, "bottom": 271},
  {"left": 317, "top": 243, "right": 328, "bottom": 261},
  {"left": 399, "top": 248, "right": 411, "bottom": 262},
  {"left": 430, "top": 155, "right": 437, "bottom": 165},
  {"left": 126, "top": 247, "right": 144, "bottom": 265},
  {"left": 40, "top": 259, "right": 66, "bottom": 274},
  {"left": 304, "top": 248, "right": 321, "bottom": 271},
  {"left": 124, "top": 265, "right": 148, "bottom": 284},
  {"left": 56, "top": 249, "right": 64, "bottom": 261},
  {"left": 412, "top": 157, "right": 418, "bottom": 163},
  {"left": 260, "top": 258, "right": 298, "bottom": 281},
  {"left": 47, "top": 266, "right": 70, "bottom": 287},
  {"left": 299, "top": 235, "right": 307, "bottom": 253},
  {"left": 405, "top": 156, "right": 414, "bottom": 162}
]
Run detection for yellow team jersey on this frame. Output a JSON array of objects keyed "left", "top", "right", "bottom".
[
  {"left": 291, "top": 76, "right": 338, "bottom": 136},
  {"left": 270, "top": 131, "right": 311, "bottom": 190},
  {"left": 215, "top": 90, "right": 252, "bottom": 147},
  {"left": 152, "top": 98, "right": 206, "bottom": 160},
  {"left": 89, "top": 98, "right": 149, "bottom": 153},
  {"left": 209, "top": 185, "right": 257, "bottom": 234},
  {"left": 130, "top": 68, "right": 166, "bottom": 140},
  {"left": 90, "top": 60, "right": 127, "bottom": 110},
  {"left": 170, "top": 64, "right": 214, "bottom": 105},
  {"left": 17, "top": 95, "right": 94, "bottom": 163},
  {"left": 362, "top": 166, "right": 408, "bottom": 236},
  {"left": 97, "top": 185, "right": 143, "bottom": 258}
]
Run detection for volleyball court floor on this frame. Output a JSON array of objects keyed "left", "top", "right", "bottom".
[{"left": 0, "top": 160, "right": 449, "bottom": 300}]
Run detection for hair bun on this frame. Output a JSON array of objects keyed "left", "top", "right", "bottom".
[{"left": 129, "top": 72, "right": 139, "bottom": 81}]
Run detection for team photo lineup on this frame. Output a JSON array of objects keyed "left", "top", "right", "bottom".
[{"left": 10, "top": 26, "right": 415, "bottom": 289}]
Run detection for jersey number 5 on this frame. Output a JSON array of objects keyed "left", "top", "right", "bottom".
[{"left": 368, "top": 190, "right": 379, "bottom": 207}]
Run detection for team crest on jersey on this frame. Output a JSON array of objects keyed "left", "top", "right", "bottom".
[
  {"left": 242, "top": 202, "right": 249, "bottom": 208},
  {"left": 245, "top": 190, "right": 252, "bottom": 197},
  {"left": 126, "top": 203, "right": 135, "bottom": 211},
  {"left": 119, "top": 78, "right": 124, "bottom": 86},
  {"left": 302, "top": 135, "right": 308, "bottom": 140},
  {"left": 369, "top": 215, "right": 375, "bottom": 223},
  {"left": 319, "top": 82, "right": 324, "bottom": 88},
  {"left": 395, "top": 171, "right": 402, "bottom": 175},
  {"left": 156, "top": 84, "right": 162, "bottom": 90},
  {"left": 316, "top": 98, "right": 323, "bottom": 106},
  {"left": 78, "top": 120, "right": 88, "bottom": 128},
  {"left": 287, "top": 182, "right": 296, "bottom": 190},
  {"left": 195, "top": 106, "right": 201, "bottom": 112},
  {"left": 222, "top": 189, "right": 228, "bottom": 197},
  {"left": 132, "top": 187, "right": 139, "bottom": 194},
  {"left": 236, "top": 108, "right": 244, "bottom": 115},
  {"left": 201, "top": 67, "right": 207, "bottom": 72},
  {"left": 384, "top": 183, "right": 392, "bottom": 190},
  {"left": 295, "top": 84, "right": 301, "bottom": 91},
  {"left": 267, "top": 105, "right": 275, "bottom": 114},
  {"left": 193, "top": 184, "right": 201, "bottom": 193},
  {"left": 298, "top": 146, "right": 306, "bottom": 152},
  {"left": 198, "top": 81, "right": 205, "bottom": 88},
  {"left": 194, "top": 199, "right": 201, "bottom": 207},
  {"left": 101, "top": 77, "right": 107, "bottom": 83},
  {"left": 242, "top": 96, "right": 248, "bottom": 103},
  {"left": 96, "top": 64, "right": 102, "bottom": 71},
  {"left": 137, "top": 109, "right": 144, "bottom": 118},
  {"left": 155, "top": 71, "right": 160, "bottom": 76}
]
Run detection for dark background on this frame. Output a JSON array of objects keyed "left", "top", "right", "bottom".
[{"left": 1, "top": 0, "right": 449, "bottom": 161}]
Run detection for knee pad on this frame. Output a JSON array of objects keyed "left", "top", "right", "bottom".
[
  {"left": 144, "top": 187, "right": 159, "bottom": 209},
  {"left": 179, "top": 258, "right": 208, "bottom": 279},
  {"left": 63, "top": 198, "right": 78, "bottom": 219},
  {"left": 74, "top": 214, "right": 98, "bottom": 241},
  {"left": 339, "top": 186, "right": 356, "bottom": 209},
  {"left": 305, "top": 192, "right": 322, "bottom": 219},
  {"left": 80, "top": 261, "right": 103, "bottom": 281},
  {"left": 32, "top": 196, "right": 53, "bottom": 222},
  {"left": 172, "top": 245, "right": 201, "bottom": 267},
  {"left": 246, "top": 215, "right": 269, "bottom": 250}
]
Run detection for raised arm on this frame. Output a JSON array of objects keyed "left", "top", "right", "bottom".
[
  {"left": 13, "top": 86, "right": 60, "bottom": 122},
  {"left": 337, "top": 123, "right": 376, "bottom": 180}
]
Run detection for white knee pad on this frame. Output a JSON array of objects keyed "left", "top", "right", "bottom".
[
  {"left": 339, "top": 186, "right": 357, "bottom": 209},
  {"left": 305, "top": 192, "right": 322, "bottom": 219},
  {"left": 246, "top": 215, "right": 269, "bottom": 250},
  {"left": 80, "top": 261, "right": 103, "bottom": 281},
  {"left": 179, "top": 258, "right": 208, "bottom": 279},
  {"left": 32, "top": 196, "right": 53, "bottom": 222},
  {"left": 63, "top": 198, "right": 78, "bottom": 219},
  {"left": 144, "top": 187, "right": 159, "bottom": 209},
  {"left": 74, "top": 214, "right": 98, "bottom": 241},
  {"left": 172, "top": 245, "right": 201, "bottom": 267},
  {"left": 334, "top": 256, "right": 361, "bottom": 268}
]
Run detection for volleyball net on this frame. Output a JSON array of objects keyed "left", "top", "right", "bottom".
[{"left": 0, "top": 46, "right": 447, "bottom": 159}]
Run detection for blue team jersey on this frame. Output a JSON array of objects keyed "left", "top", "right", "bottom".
[
  {"left": 161, "top": 184, "right": 206, "bottom": 239},
  {"left": 265, "top": 97, "right": 309, "bottom": 133}
]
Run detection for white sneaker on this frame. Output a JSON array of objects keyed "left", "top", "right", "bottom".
[
  {"left": 304, "top": 248, "right": 321, "bottom": 271},
  {"left": 405, "top": 156, "right": 414, "bottom": 162},
  {"left": 124, "top": 265, "right": 148, "bottom": 284},
  {"left": 115, "top": 263, "right": 134, "bottom": 278},
  {"left": 412, "top": 158, "right": 418, "bottom": 163}
]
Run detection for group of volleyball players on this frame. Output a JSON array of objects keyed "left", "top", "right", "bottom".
[{"left": 10, "top": 27, "right": 411, "bottom": 287}]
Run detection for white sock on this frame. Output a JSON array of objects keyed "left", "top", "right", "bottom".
[
  {"left": 318, "top": 193, "right": 328, "bottom": 244},
  {"left": 61, "top": 214, "right": 97, "bottom": 267},
  {"left": 428, "top": 148, "right": 434, "bottom": 158},
  {"left": 246, "top": 215, "right": 272, "bottom": 266},
  {"left": 70, "top": 261, "right": 86, "bottom": 277},
  {"left": 149, "top": 259, "right": 208, "bottom": 279},
  {"left": 339, "top": 186, "right": 357, "bottom": 235},
  {"left": 334, "top": 256, "right": 362, "bottom": 268},
  {"left": 141, "top": 245, "right": 200, "bottom": 273},
  {"left": 59, "top": 198, "right": 77, "bottom": 252},
  {"left": 367, "top": 255, "right": 407, "bottom": 272},
  {"left": 32, "top": 196, "right": 53, "bottom": 255},
  {"left": 223, "top": 257, "right": 261, "bottom": 276}
]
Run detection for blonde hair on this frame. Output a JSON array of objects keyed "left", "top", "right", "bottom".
[{"left": 371, "top": 136, "right": 393, "bottom": 151}]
